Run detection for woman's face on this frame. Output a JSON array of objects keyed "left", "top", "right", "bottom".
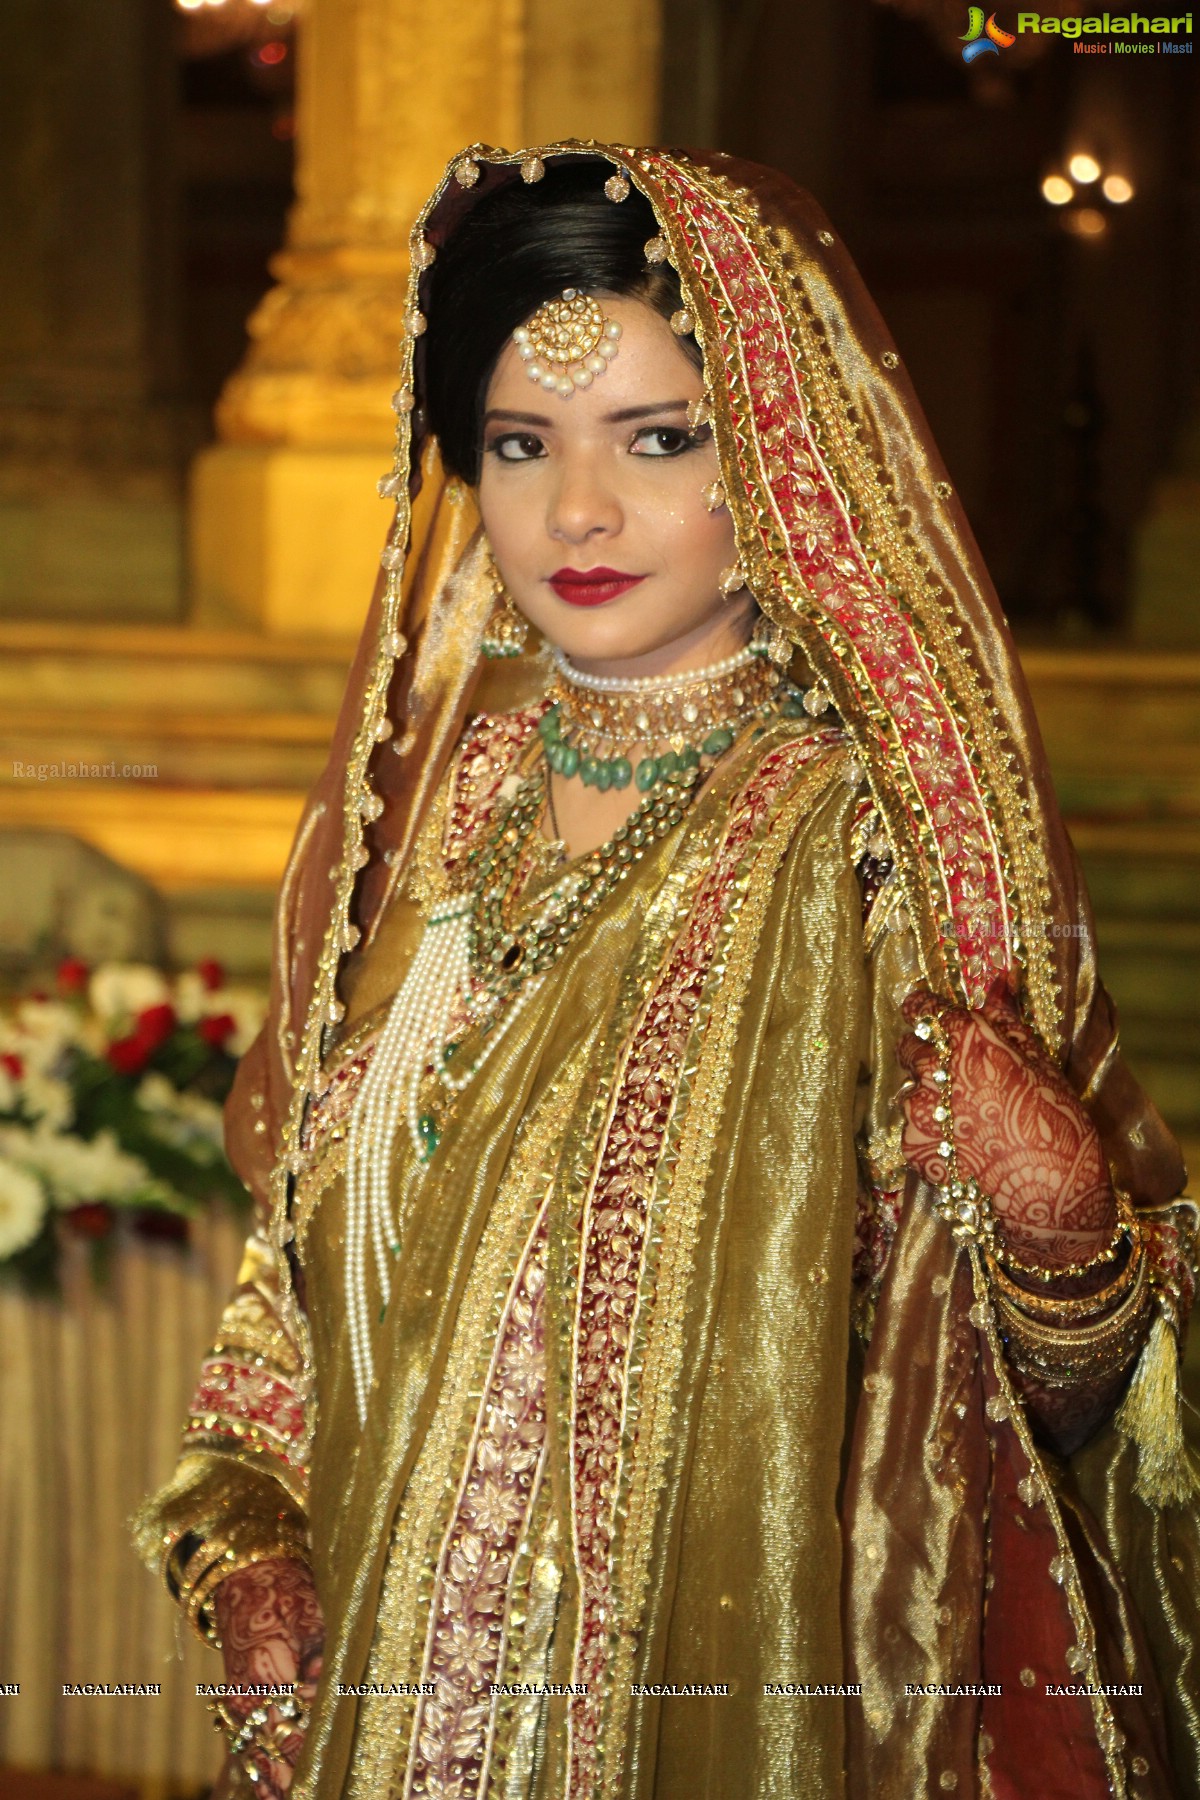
[{"left": 476, "top": 294, "right": 752, "bottom": 678}]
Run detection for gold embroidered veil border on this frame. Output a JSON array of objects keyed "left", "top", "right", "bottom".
[{"left": 218, "top": 141, "right": 1197, "bottom": 1798}]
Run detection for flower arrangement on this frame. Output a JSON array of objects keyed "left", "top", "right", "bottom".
[{"left": 0, "top": 958, "right": 266, "bottom": 1291}]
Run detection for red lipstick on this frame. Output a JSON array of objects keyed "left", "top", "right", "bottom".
[{"left": 548, "top": 566, "right": 646, "bottom": 607}]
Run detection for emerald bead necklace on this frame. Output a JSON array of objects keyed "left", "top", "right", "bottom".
[{"left": 542, "top": 642, "right": 799, "bottom": 794}]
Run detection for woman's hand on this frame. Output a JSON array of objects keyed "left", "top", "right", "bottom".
[
  {"left": 213, "top": 1556, "right": 324, "bottom": 1798},
  {"left": 897, "top": 974, "right": 1116, "bottom": 1271}
]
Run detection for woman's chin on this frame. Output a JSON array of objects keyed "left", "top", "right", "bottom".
[
  {"left": 529, "top": 604, "right": 739, "bottom": 677},
  {"left": 527, "top": 608, "right": 672, "bottom": 670}
]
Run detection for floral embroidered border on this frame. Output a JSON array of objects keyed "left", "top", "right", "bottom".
[
  {"left": 646, "top": 154, "right": 1017, "bottom": 1014},
  {"left": 565, "top": 728, "right": 844, "bottom": 1796},
  {"left": 403, "top": 1200, "right": 550, "bottom": 1800}
]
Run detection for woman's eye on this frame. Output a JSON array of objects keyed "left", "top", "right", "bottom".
[
  {"left": 630, "top": 426, "right": 696, "bottom": 458},
  {"left": 488, "top": 432, "right": 547, "bottom": 462}
]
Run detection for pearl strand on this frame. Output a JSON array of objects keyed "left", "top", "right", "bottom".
[
  {"left": 344, "top": 897, "right": 472, "bottom": 1421},
  {"left": 551, "top": 642, "right": 756, "bottom": 696},
  {"left": 439, "top": 972, "right": 546, "bottom": 1093}
]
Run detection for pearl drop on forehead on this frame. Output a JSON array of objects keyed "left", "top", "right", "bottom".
[{"left": 512, "top": 289, "right": 622, "bottom": 398}]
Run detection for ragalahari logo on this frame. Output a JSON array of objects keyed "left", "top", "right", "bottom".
[{"left": 961, "top": 6, "right": 1018, "bottom": 57}]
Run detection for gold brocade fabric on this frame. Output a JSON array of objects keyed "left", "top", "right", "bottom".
[{"left": 283, "top": 716, "right": 926, "bottom": 1800}]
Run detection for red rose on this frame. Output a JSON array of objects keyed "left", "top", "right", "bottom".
[
  {"left": 196, "top": 958, "right": 225, "bottom": 993},
  {"left": 0, "top": 1051, "right": 23, "bottom": 1080},
  {"left": 135, "top": 1002, "right": 177, "bottom": 1050},
  {"left": 197, "top": 1012, "right": 237, "bottom": 1048},
  {"left": 107, "top": 1034, "right": 151, "bottom": 1074},
  {"left": 56, "top": 957, "right": 90, "bottom": 994},
  {"left": 68, "top": 1202, "right": 115, "bottom": 1238},
  {"left": 106, "top": 1002, "right": 177, "bottom": 1074}
]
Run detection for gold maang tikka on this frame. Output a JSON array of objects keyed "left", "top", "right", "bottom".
[{"left": 512, "top": 289, "right": 623, "bottom": 398}]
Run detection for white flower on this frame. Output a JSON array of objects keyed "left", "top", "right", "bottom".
[
  {"left": 215, "top": 986, "right": 267, "bottom": 1058},
  {"left": 172, "top": 971, "right": 206, "bottom": 1025},
  {"left": 88, "top": 963, "right": 171, "bottom": 1026},
  {"left": 18, "top": 1073, "right": 74, "bottom": 1132},
  {"left": 0, "top": 1160, "right": 47, "bottom": 1258},
  {"left": 11, "top": 1000, "right": 86, "bottom": 1073},
  {"left": 0, "top": 1122, "right": 152, "bottom": 1206},
  {"left": 136, "top": 1072, "right": 225, "bottom": 1149}
]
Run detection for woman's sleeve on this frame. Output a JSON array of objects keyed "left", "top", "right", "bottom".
[
  {"left": 850, "top": 841, "right": 1188, "bottom": 1457},
  {"left": 132, "top": 1027, "right": 311, "bottom": 1647}
]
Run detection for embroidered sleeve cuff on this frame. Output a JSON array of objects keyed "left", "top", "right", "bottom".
[{"left": 132, "top": 1453, "right": 310, "bottom": 1647}]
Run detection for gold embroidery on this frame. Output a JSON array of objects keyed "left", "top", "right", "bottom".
[
  {"left": 601, "top": 753, "right": 848, "bottom": 1795},
  {"left": 345, "top": 1055, "right": 592, "bottom": 1800}
]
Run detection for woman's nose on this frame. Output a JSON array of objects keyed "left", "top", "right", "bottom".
[{"left": 546, "top": 459, "right": 623, "bottom": 545}]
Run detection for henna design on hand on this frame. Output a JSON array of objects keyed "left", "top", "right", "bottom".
[
  {"left": 896, "top": 974, "right": 1117, "bottom": 1269},
  {"left": 214, "top": 1556, "right": 324, "bottom": 1797}
]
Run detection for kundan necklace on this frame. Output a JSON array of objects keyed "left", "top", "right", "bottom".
[
  {"left": 340, "top": 646, "right": 803, "bottom": 1418},
  {"left": 540, "top": 642, "right": 801, "bottom": 794},
  {"left": 339, "top": 753, "right": 706, "bottom": 1417}
]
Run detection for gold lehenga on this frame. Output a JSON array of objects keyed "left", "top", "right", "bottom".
[{"left": 135, "top": 141, "right": 1200, "bottom": 1800}]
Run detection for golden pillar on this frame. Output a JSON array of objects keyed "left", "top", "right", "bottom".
[{"left": 191, "top": 0, "right": 662, "bottom": 638}]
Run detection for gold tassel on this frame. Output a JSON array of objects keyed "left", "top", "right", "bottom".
[{"left": 1114, "top": 1309, "right": 1200, "bottom": 1507}]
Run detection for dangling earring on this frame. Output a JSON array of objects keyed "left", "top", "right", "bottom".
[
  {"left": 749, "top": 611, "right": 793, "bottom": 667},
  {"left": 480, "top": 551, "right": 529, "bottom": 659}
]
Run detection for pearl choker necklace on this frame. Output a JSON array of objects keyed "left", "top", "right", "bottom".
[
  {"left": 542, "top": 643, "right": 799, "bottom": 794},
  {"left": 550, "top": 643, "right": 758, "bottom": 695}
]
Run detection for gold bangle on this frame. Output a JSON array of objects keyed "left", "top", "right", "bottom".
[
  {"left": 184, "top": 1539, "right": 310, "bottom": 1650},
  {"left": 994, "top": 1261, "right": 1152, "bottom": 1388},
  {"left": 996, "top": 1313, "right": 1148, "bottom": 1388},
  {"left": 987, "top": 1234, "right": 1144, "bottom": 1323},
  {"left": 993, "top": 1202, "right": 1134, "bottom": 1283}
]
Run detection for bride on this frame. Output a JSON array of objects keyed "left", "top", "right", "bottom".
[{"left": 137, "top": 145, "right": 1199, "bottom": 1800}]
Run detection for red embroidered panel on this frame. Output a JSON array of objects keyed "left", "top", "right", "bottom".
[
  {"left": 566, "top": 728, "right": 841, "bottom": 1796},
  {"left": 646, "top": 156, "right": 1013, "bottom": 1008},
  {"left": 404, "top": 1202, "right": 549, "bottom": 1799},
  {"left": 184, "top": 1356, "right": 308, "bottom": 1474}
]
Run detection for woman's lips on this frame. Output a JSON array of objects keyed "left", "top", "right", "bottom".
[{"left": 548, "top": 567, "right": 647, "bottom": 606}]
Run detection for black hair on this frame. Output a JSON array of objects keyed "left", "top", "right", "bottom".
[{"left": 423, "top": 159, "right": 693, "bottom": 483}]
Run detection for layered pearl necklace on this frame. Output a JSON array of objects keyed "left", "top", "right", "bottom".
[
  {"left": 541, "top": 643, "right": 799, "bottom": 793},
  {"left": 340, "top": 643, "right": 800, "bottom": 1419}
]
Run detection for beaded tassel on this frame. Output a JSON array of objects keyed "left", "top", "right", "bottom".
[{"left": 344, "top": 896, "right": 472, "bottom": 1421}]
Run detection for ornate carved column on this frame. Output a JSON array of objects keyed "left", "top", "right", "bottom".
[{"left": 191, "top": 0, "right": 662, "bottom": 636}]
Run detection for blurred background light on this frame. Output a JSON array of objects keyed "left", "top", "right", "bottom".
[
  {"left": 1068, "top": 151, "right": 1102, "bottom": 183},
  {"left": 1042, "top": 174, "right": 1074, "bottom": 206}
]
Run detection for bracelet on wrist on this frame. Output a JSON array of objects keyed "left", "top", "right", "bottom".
[
  {"left": 179, "top": 1538, "right": 311, "bottom": 1650},
  {"left": 991, "top": 1190, "right": 1135, "bottom": 1283},
  {"left": 987, "top": 1232, "right": 1143, "bottom": 1323},
  {"left": 208, "top": 1688, "right": 309, "bottom": 1766},
  {"left": 992, "top": 1253, "right": 1153, "bottom": 1388}
]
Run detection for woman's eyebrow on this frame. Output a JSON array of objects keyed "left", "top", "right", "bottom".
[
  {"left": 603, "top": 401, "right": 691, "bottom": 423},
  {"left": 483, "top": 408, "right": 554, "bottom": 425},
  {"left": 483, "top": 400, "right": 692, "bottom": 427}
]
